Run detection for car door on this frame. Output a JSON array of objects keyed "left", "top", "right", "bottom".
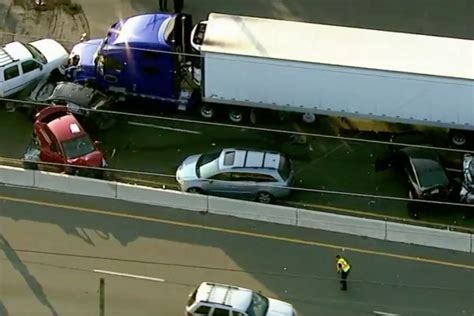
[
  {"left": 203, "top": 172, "right": 233, "bottom": 197},
  {"left": 37, "top": 127, "right": 65, "bottom": 166},
  {"left": 227, "top": 172, "right": 260, "bottom": 199},
  {"left": 2, "top": 64, "right": 21, "bottom": 96},
  {"left": 21, "top": 59, "right": 43, "bottom": 87}
]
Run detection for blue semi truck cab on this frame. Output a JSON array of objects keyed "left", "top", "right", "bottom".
[{"left": 69, "top": 13, "right": 197, "bottom": 110}]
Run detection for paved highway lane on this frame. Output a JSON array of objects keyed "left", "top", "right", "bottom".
[
  {"left": 0, "top": 185, "right": 474, "bottom": 315},
  {"left": 0, "top": 107, "right": 473, "bottom": 231}
]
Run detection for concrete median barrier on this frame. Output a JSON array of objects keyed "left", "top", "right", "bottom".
[
  {"left": 0, "top": 165, "right": 35, "bottom": 187},
  {"left": 386, "top": 222, "right": 471, "bottom": 252},
  {"left": 207, "top": 196, "right": 297, "bottom": 225},
  {"left": 116, "top": 183, "right": 207, "bottom": 212},
  {"left": 34, "top": 172, "right": 117, "bottom": 199},
  {"left": 296, "top": 208, "right": 387, "bottom": 239}
]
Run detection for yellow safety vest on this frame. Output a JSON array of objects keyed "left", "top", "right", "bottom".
[{"left": 337, "top": 258, "right": 351, "bottom": 272}]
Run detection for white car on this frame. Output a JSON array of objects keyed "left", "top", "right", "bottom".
[
  {"left": 0, "top": 39, "right": 68, "bottom": 97},
  {"left": 186, "top": 282, "right": 297, "bottom": 316}
]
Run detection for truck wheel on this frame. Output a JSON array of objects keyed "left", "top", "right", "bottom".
[
  {"left": 199, "top": 104, "right": 216, "bottom": 119},
  {"left": 449, "top": 131, "right": 467, "bottom": 147},
  {"left": 302, "top": 113, "right": 316, "bottom": 124},
  {"left": 229, "top": 108, "right": 244, "bottom": 123}
]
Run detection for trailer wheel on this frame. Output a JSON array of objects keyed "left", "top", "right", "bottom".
[
  {"left": 229, "top": 108, "right": 244, "bottom": 123},
  {"left": 199, "top": 104, "right": 216, "bottom": 119},
  {"left": 449, "top": 131, "right": 467, "bottom": 147},
  {"left": 302, "top": 113, "right": 316, "bottom": 124}
]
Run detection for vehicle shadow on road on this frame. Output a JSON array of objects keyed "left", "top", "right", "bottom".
[
  {"left": 0, "top": 300, "right": 9, "bottom": 316},
  {"left": 0, "top": 234, "right": 58, "bottom": 316}
]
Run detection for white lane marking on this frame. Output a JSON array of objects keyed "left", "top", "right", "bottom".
[
  {"left": 93, "top": 269, "right": 165, "bottom": 282},
  {"left": 373, "top": 311, "right": 401, "bottom": 316},
  {"left": 128, "top": 121, "right": 202, "bottom": 135}
]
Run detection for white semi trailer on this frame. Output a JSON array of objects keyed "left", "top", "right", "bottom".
[{"left": 191, "top": 13, "right": 474, "bottom": 145}]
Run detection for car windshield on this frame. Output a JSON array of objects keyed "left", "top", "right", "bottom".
[
  {"left": 24, "top": 43, "right": 47, "bottom": 64},
  {"left": 414, "top": 159, "right": 449, "bottom": 189},
  {"left": 61, "top": 136, "right": 95, "bottom": 159},
  {"left": 196, "top": 151, "right": 220, "bottom": 178},
  {"left": 164, "top": 16, "right": 176, "bottom": 45},
  {"left": 246, "top": 292, "right": 269, "bottom": 316}
]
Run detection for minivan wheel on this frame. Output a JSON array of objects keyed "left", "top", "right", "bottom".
[
  {"left": 199, "top": 104, "right": 216, "bottom": 119},
  {"left": 256, "top": 191, "right": 273, "bottom": 204},
  {"left": 187, "top": 187, "right": 203, "bottom": 194}
]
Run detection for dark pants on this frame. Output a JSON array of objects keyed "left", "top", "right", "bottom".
[
  {"left": 340, "top": 270, "right": 349, "bottom": 290},
  {"left": 159, "top": 0, "right": 168, "bottom": 11},
  {"left": 174, "top": 0, "right": 184, "bottom": 13}
]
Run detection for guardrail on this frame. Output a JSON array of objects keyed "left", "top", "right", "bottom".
[{"left": 0, "top": 165, "right": 472, "bottom": 253}]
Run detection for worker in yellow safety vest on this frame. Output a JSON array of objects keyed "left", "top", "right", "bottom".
[{"left": 336, "top": 255, "right": 351, "bottom": 291}]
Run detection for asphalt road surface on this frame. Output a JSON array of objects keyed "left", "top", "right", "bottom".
[
  {"left": 1, "top": 185, "right": 474, "bottom": 315},
  {"left": 1, "top": 1, "right": 474, "bottom": 228}
]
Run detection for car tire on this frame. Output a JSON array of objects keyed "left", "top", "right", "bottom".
[
  {"left": 187, "top": 187, "right": 203, "bottom": 194},
  {"left": 256, "top": 191, "right": 273, "bottom": 204}
]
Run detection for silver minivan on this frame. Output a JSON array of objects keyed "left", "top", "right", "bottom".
[{"left": 176, "top": 148, "right": 294, "bottom": 203}]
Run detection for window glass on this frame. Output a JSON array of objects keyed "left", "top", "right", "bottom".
[
  {"left": 196, "top": 151, "right": 220, "bottom": 178},
  {"left": 213, "top": 308, "right": 230, "bottom": 316},
  {"left": 195, "top": 305, "right": 211, "bottom": 315},
  {"left": 103, "top": 56, "right": 124, "bottom": 73},
  {"left": 231, "top": 173, "right": 276, "bottom": 182},
  {"left": 211, "top": 173, "right": 231, "bottom": 181},
  {"left": 61, "top": 135, "right": 95, "bottom": 159},
  {"left": 246, "top": 292, "right": 269, "bottom": 316},
  {"left": 231, "top": 312, "right": 245, "bottom": 316},
  {"left": 22, "top": 60, "right": 41, "bottom": 73},
  {"left": 278, "top": 155, "right": 292, "bottom": 180},
  {"left": 4, "top": 65, "right": 19, "bottom": 80}
]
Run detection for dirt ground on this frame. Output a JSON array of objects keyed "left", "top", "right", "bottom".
[{"left": 0, "top": 0, "right": 89, "bottom": 48}]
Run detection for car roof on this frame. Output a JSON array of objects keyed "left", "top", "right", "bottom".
[
  {"left": 2, "top": 42, "right": 32, "bottom": 65},
  {"left": 219, "top": 148, "right": 281, "bottom": 171},
  {"left": 49, "top": 82, "right": 99, "bottom": 106},
  {"left": 195, "top": 282, "right": 252, "bottom": 311},
  {"left": 47, "top": 114, "right": 86, "bottom": 141}
]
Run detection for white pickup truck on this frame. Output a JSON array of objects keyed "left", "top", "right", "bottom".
[{"left": 0, "top": 39, "right": 68, "bottom": 97}]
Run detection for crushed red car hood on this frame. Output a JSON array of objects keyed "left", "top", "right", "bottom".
[{"left": 67, "top": 150, "right": 104, "bottom": 167}]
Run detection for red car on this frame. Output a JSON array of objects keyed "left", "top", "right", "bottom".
[{"left": 23, "top": 106, "right": 107, "bottom": 176}]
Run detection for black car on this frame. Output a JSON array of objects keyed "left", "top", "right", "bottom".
[
  {"left": 376, "top": 147, "right": 451, "bottom": 200},
  {"left": 28, "top": 80, "right": 117, "bottom": 130}
]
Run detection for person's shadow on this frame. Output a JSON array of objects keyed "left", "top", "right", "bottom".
[{"left": 0, "top": 234, "right": 58, "bottom": 316}]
